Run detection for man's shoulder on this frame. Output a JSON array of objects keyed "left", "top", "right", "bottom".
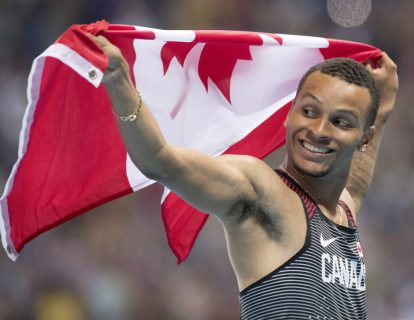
[
  {"left": 219, "top": 154, "right": 301, "bottom": 223},
  {"left": 219, "top": 154, "right": 283, "bottom": 185}
]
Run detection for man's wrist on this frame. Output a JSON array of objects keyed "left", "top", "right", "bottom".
[
  {"left": 103, "top": 70, "right": 140, "bottom": 118},
  {"left": 375, "top": 93, "right": 397, "bottom": 127},
  {"left": 375, "top": 106, "right": 393, "bottom": 127}
]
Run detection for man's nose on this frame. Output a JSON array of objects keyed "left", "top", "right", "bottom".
[{"left": 309, "top": 118, "right": 332, "bottom": 142}]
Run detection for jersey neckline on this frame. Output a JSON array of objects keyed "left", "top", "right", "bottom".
[{"left": 275, "top": 168, "right": 357, "bottom": 233}]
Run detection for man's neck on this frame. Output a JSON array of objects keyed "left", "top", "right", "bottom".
[{"left": 282, "top": 161, "right": 349, "bottom": 214}]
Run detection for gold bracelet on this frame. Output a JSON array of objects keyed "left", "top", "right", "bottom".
[{"left": 113, "top": 91, "right": 142, "bottom": 122}]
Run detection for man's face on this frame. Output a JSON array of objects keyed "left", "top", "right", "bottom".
[{"left": 285, "top": 71, "right": 372, "bottom": 178}]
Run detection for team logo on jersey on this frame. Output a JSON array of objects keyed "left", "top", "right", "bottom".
[{"left": 320, "top": 233, "right": 337, "bottom": 248}]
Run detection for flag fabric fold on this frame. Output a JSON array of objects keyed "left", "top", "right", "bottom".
[{"left": 0, "top": 20, "right": 381, "bottom": 262}]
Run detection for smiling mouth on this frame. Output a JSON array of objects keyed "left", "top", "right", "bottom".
[{"left": 301, "top": 141, "right": 334, "bottom": 154}]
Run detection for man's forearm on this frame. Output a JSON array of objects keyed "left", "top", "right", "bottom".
[
  {"left": 104, "top": 65, "right": 171, "bottom": 178},
  {"left": 346, "top": 123, "right": 385, "bottom": 212}
]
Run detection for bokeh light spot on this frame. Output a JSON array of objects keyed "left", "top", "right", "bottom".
[{"left": 327, "top": 0, "right": 372, "bottom": 27}]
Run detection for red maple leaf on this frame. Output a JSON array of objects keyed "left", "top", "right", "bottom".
[
  {"left": 160, "top": 30, "right": 283, "bottom": 106},
  {"left": 161, "top": 41, "right": 198, "bottom": 74}
]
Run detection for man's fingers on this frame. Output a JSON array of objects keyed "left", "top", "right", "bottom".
[
  {"left": 381, "top": 52, "right": 397, "bottom": 71},
  {"left": 380, "top": 52, "right": 391, "bottom": 65},
  {"left": 364, "top": 52, "right": 396, "bottom": 73},
  {"left": 375, "top": 52, "right": 398, "bottom": 72},
  {"left": 365, "top": 61, "right": 374, "bottom": 71},
  {"left": 368, "top": 51, "right": 399, "bottom": 100},
  {"left": 84, "top": 32, "right": 128, "bottom": 76},
  {"left": 85, "top": 33, "right": 112, "bottom": 48}
]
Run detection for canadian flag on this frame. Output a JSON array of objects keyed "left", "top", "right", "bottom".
[{"left": 0, "top": 20, "right": 380, "bottom": 262}]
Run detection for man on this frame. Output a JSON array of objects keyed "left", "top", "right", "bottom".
[{"left": 89, "top": 33, "right": 398, "bottom": 319}]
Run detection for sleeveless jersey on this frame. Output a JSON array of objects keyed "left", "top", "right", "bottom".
[{"left": 239, "top": 169, "right": 367, "bottom": 320}]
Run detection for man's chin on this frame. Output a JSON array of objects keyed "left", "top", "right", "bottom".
[{"left": 293, "top": 162, "right": 331, "bottom": 178}]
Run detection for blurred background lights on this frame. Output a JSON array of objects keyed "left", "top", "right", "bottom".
[{"left": 327, "top": 0, "right": 372, "bottom": 27}]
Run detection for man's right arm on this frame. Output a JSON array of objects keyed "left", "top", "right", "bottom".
[
  {"left": 344, "top": 53, "right": 398, "bottom": 215},
  {"left": 89, "top": 34, "right": 271, "bottom": 221}
]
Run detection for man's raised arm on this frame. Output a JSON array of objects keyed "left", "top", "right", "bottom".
[
  {"left": 88, "top": 34, "right": 272, "bottom": 220},
  {"left": 345, "top": 52, "right": 398, "bottom": 214}
]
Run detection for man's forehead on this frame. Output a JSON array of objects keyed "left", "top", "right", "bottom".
[
  {"left": 296, "top": 71, "right": 372, "bottom": 115},
  {"left": 300, "top": 70, "right": 346, "bottom": 89},
  {"left": 298, "top": 71, "right": 370, "bottom": 101}
]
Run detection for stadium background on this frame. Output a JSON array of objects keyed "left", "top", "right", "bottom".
[{"left": 0, "top": 0, "right": 413, "bottom": 319}]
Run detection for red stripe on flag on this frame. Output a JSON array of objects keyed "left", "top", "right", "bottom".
[
  {"left": 320, "top": 39, "right": 382, "bottom": 64},
  {"left": 162, "top": 102, "right": 291, "bottom": 263},
  {"left": 7, "top": 59, "right": 132, "bottom": 253},
  {"left": 56, "top": 21, "right": 111, "bottom": 73},
  {"left": 56, "top": 21, "right": 147, "bottom": 86}
]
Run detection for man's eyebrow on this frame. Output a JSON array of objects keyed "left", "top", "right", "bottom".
[
  {"left": 336, "top": 109, "right": 359, "bottom": 119},
  {"left": 301, "top": 93, "right": 322, "bottom": 103},
  {"left": 300, "top": 93, "right": 360, "bottom": 119}
]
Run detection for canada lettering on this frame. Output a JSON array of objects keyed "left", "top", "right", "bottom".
[{"left": 321, "top": 253, "right": 366, "bottom": 291}]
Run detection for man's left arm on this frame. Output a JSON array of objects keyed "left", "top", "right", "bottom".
[{"left": 345, "top": 52, "right": 399, "bottom": 215}]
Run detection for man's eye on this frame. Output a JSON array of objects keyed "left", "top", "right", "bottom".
[
  {"left": 335, "top": 118, "right": 352, "bottom": 127},
  {"left": 303, "top": 108, "right": 316, "bottom": 117}
]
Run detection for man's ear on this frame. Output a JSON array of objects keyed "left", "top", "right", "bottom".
[{"left": 358, "top": 125, "right": 375, "bottom": 152}]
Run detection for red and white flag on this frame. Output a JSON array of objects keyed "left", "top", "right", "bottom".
[{"left": 0, "top": 20, "right": 380, "bottom": 261}]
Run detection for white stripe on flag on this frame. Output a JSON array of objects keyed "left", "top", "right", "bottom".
[
  {"left": 41, "top": 43, "right": 104, "bottom": 87},
  {"left": 278, "top": 34, "right": 329, "bottom": 48},
  {"left": 134, "top": 26, "right": 196, "bottom": 42},
  {"left": 126, "top": 153, "right": 156, "bottom": 192}
]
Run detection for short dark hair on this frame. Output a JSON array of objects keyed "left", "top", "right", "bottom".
[{"left": 296, "top": 58, "right": 380, "bottom": 127}]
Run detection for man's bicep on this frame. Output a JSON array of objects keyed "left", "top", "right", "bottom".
[{"left": 155, "top": 147, "right": 259, "bottom": 219}]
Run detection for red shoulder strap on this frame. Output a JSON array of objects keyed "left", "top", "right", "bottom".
[
  {"left": 338, "top": 200, "right": 356, "bottom": 227},
  {"left": 276, "top": 169, "right": 317, "bottom": 219}
]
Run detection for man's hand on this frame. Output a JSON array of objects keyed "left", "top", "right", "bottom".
[
  {"left": 86, "top": 33, "right": 139, "bottom": 118},
  {"left": 366, "top": 52, "right": 399, "bottom": 124},
  {"left": 87, "top": 33, "right": 130, "bottom": 84}
]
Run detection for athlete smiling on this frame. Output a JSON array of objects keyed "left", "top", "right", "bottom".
[{"left": 89, "top": 33, "right": 398, "bottom": 319}]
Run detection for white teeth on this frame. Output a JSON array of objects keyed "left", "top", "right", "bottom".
[{"left": 302, "top": 141, "right": 331, "bottom": 154}]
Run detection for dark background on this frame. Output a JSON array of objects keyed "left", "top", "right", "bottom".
[{"left": 0, "top": 0, "right": 413, "bottom": 319}]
